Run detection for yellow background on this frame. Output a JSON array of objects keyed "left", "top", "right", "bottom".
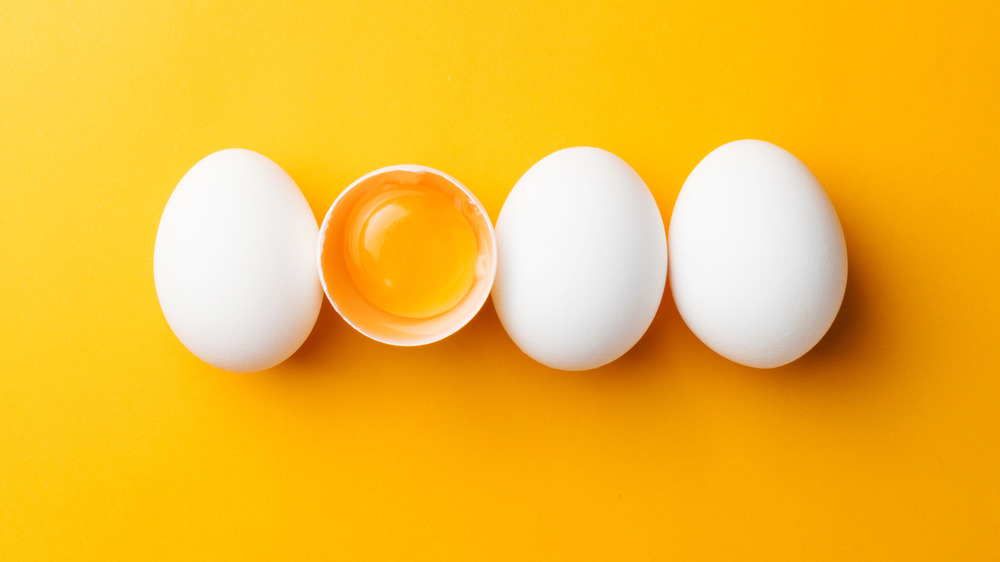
[{"left": 2, "top": 0, "right": 999, "bottom": 559}]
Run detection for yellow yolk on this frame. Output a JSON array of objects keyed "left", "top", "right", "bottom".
[{"left": 343, "top": 185, "right": 479, "bottom": 319}]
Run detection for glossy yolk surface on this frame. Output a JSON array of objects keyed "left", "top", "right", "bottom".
[{"left": 344, "top": 185, "right": 478, "bottom": 319}]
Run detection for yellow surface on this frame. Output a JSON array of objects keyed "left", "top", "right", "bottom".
[{"left": 2, "top": 0, "right": 998, "bottom": 559}]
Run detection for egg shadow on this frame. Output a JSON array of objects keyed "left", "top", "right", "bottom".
[
  {"left": 559, "top": 280, "right": 686, "bottom": 391},
  {"left": 421, "top": 298, "right": 515, "bottom": 375},
  {"left": 782, "top": 256, "right": 876, "bottom": 376},
  {"left": 766, "top": 201, "right": 888, "bottom": 391},
  {"left": 618, "top": 287, "right": 680, "bottom": 366},
  {"left": 280, "top": 300, "right": 358, "bottom": 376}
]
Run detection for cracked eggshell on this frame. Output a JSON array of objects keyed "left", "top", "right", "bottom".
[{"left": 316, "top": 164, "right": 497, "bottom": 346}]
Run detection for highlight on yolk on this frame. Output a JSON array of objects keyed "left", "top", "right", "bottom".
[{"left": 343, "top": 185, "right": 479, "bottom": 319}]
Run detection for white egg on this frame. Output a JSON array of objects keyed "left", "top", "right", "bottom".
[
  {"left": 154, "top": 149, "right": 322, "bottom": 373},
  {"left": 492, "top": 147, "right": 668, "bottom": 371},
  {"left": 668, "top": 140, "right": 848, "bottom": 368}
]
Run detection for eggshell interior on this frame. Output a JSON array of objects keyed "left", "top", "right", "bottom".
[{"left": 317, "top": 165, "right": 497, "bottom": 346}]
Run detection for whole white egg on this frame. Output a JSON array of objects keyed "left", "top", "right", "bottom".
[
  {"left": 154, "top": 149, "right": 322, "bottom": 373},
  {"left": 668, "top": 140, "right": 848, "bottom": 368},
  {"left": 492, "top": 147, "right": 668, "bottom": 371}
]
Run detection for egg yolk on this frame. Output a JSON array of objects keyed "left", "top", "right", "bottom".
[{"left": 343, "top": 185, "right": 479, "bottom": 319}]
